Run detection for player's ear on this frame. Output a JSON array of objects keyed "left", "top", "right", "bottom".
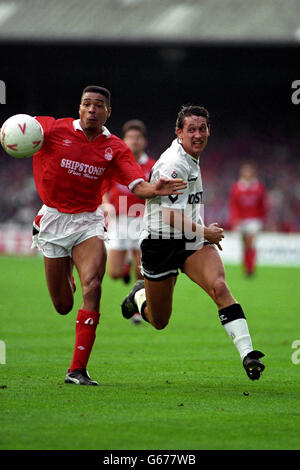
[
  {"left": 207, "top": 124, "right": 211, "bottom": 136},
  {"left": 176, "top": 127, "right": 182, "bottom": 140},
  {"left": 106, "top": 106, "right": 112, "bottom": 119}
]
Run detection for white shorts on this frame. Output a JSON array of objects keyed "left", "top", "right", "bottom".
[
  {"left": 32, "top": 205, "right": 107, "bottom": 258},
  {"left": 237, "top": 218, "right": 263, "bottom": 235},
  {"left": 107, "top": 215, "right": 143, "bottom": 251}
]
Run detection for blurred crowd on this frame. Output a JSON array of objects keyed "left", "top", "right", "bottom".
[
  {"left": 0, "top": 127, "right": 299, "bottom": 232},
  {"left": 202, "top": 128, "right": 300, "bottom": 232},
  {"left": 0, "top": 152, "right": 41, "bottom": 226}
]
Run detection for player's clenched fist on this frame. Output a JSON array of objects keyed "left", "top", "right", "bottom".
[{"left": 204, "top": 222, "right": 224, "bottom": 250}]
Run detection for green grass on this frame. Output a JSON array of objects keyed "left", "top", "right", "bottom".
[{"left": 0, "top": 255, "right": 300, "bottom": 450}]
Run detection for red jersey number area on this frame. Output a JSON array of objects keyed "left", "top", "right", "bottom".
[
  {"left": 107, "top": 155, "right": 155, "bottom": 216},
  {"left": 33, "top": 116, "right": 144, "bottom": 213},
  {"left": 229, "top": 179, "right": 267, "bottom": 227}
]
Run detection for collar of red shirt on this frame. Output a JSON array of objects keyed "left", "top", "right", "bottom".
[{"left": 72, "top": 119, "right": 111, "bottom": 138}]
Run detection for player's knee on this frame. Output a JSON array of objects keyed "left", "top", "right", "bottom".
[
  {"left": 54, "top": 302, "right": 73, "bottom": 315},
  {"left": 151, "top": 317, "right": 169, "bottom": 330},
  {"left": 210, "top": 278, "right": 230, "bottom": 304}
]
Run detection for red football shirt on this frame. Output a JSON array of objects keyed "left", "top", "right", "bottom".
[
  {"left": 106, "top": 154, "right": 155, "bottom": 216},
  {"left": 33, "top": 117, "right": 145, "bottom": 213},
  {"left": 229, "top": 178, "right": 267, "bottom": 227}
]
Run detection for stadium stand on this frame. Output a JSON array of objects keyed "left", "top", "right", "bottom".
[
  {"left": 1, "top": 1, "right": 300, "bottom": 259},
  {"left": 0, "top": 0, "right": 300, "bottom": 42}
]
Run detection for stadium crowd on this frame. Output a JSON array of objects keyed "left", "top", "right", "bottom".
[
  {"left": 0, "top": 127, "right": 299, "bottom": 232},
  {"left": 202, "top": 130, "right": 300, "bottom": 232}
]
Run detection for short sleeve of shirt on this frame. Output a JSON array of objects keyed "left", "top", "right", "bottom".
[
  {"left": 110, "top": 145, "right": 145, "bottom": 188},
  {"left": 34, "top": 116, "right": 56, "bottom": 142},
  {"left": 153, "top": 157, "right": 190, "bottom": 210}
]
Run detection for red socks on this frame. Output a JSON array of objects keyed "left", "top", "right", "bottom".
[
  {"left": 244, "top": 248, "right": 256, "bottom": 275},
  {"left": 69, "top": 309, "right": 100, "bottom": 372}
]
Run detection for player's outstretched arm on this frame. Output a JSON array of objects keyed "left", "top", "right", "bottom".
[
  {"left": 162, "top": 208, "right": 224, "bottom": 250},
  {"left": 132, "top": 177, "right": 187, "bottom": 199}
]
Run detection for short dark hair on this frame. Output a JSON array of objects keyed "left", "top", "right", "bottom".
[
  {"left": 175, "top": 105, "right": 210, "bottom": 131},
  {"left": 122, "top": 119, "right": 147, "bottom": 139},
  {"left": 81, "top": 85, "right": 111, "bottom": 107}
]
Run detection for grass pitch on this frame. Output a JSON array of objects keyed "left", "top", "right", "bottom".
[{"left": 0, "top": 255, "right": 300, "bottom": 451}]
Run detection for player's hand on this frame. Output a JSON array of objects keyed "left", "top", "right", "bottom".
[
  {"left": 204, "top": 222, "right": 224, "bottom": 250},
  {"left": 154, "top": 177, "right": 187, "bottom": 196}
]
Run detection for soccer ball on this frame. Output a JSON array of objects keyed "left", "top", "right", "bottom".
[{"left": 0, "top": 114, "right": 44, "bottom": 158}]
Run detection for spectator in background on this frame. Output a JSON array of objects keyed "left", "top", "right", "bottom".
[
  {"left": 229, "top": 162, "right": 268, "bottom": 276},
  {"left": 103, "top": 120, "right": 156, "bottom": 324}
]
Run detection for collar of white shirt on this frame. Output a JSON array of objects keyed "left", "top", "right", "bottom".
[{"left": 73, "top": 119, "right": 111, "bottom": 138}]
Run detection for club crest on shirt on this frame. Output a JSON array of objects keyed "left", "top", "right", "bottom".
[
  {"left": 171, "top": 170, "right": 178, "bottom": 178},
  {"left": 104, "top": 147, "right": 113, "bottom": 161}
]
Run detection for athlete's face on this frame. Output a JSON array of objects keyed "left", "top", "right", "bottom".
[
  {"left": 240, "top": 164, "right": 256, "bottom": 180},
  {"left": 123, "top": 129, "right": 147, "bottom": 160},
  {"left": 176, "top": 115, "right": 210, "bottom": 158},
  {"left": 79, "top": 92, "right": 111, "bottom": 131}
]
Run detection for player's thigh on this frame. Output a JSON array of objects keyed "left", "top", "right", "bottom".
[
  {"left": 43, "top": 255, "right": 74, "bottom": 313},
  {"left": 183, "top": 244, "right": 226, "bottom": 295},
  {"left": 144, "top": 276, "right": 177, "bottom": 328},
  {"left": 107, "top": 249, "right": 127, "bottom": 277},
  {"left": 72, "top": 236, "right": 107, "bottom": 285}
]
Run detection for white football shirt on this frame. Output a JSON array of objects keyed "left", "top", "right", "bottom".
[{"left": 140, "top": 138, "right": 205, "bottom": 241}]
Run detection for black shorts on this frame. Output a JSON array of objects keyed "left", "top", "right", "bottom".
[{"left": 140, "top": 236, "right": 199, "bottom": 281}]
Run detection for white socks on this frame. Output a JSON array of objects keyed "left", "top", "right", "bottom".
[
  {"left": 218, "top": 304, "right": 253, "bottom": 361},
  {"left": 223, "top": 318, "right": 253, "bottom": 360},
  {"left": 134, "top": 288, "right": 146, "bottom": 313}
]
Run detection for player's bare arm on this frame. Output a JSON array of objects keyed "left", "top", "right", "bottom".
[
  {"left": 132, "top": 178, "right": 187, "bottom": 199},
  {"left": 162, "top": 207, "right": 224, "bottom": 250}
]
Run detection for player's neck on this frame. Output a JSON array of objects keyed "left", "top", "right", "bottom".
[
  {"left": 134, "top": 151, "right": 143, "bottom": 162},
  {"left": 81, "top": 124, "right": 103, "bottom": 141},
  {"left": 241, "top": 177, "right": 256, "bottom": 184}
]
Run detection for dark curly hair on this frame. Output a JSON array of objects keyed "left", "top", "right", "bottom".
[
  {"left": 81, "top": 85, "right": 111, "bottom": 107},
  {"left": 175, "top": 105, "right": 210, "bottom": 132}
]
